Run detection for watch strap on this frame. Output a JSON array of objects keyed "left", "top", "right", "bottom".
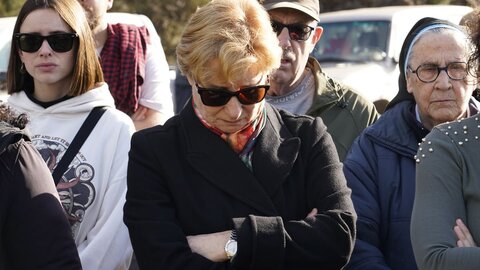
[
  {"left": 230, "top": 229, "right": 237, "bottom": 241},
  {"left": 225, "top": 230, "right": 238, "bottom": 260}
]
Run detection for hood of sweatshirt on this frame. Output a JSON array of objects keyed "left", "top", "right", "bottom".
[{"left": 7, "top": 83, "right": 115, "bottom": 116}]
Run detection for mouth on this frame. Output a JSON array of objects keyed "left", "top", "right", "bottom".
[
  {"left": 37, "top": 63, "right": 56, "bottom": 68},
  {"left": 432, "top": 99, "right": 455, "bottom": 103},
  {"left": 222, "top": 119, "right": 243, "bottom": 125},
  {"left": 280, "top": 58, "right": 292, "bottom": 68},
  {"left": 430, "top": 99, "right": 457, "bottom": 108},
  {"left": 36, "top": 63, "right": 57, "bottom": 71}
]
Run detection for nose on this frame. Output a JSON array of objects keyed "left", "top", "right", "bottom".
[
  {"left": 277, "top": 27, "right": 291, "bottom": 48},
  {"left": 223, "top": 96, "right": 243, "bottom": 119},
  {"left": 434, "top": 68, "right": 451, "bottom": 90},
  {"left": 37, "top": 39, "right": 53, "bottom": 56}
]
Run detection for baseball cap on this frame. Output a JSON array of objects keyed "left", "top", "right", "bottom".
[{"left": 262, "top": 0, "right": 320, "bottom": 21}]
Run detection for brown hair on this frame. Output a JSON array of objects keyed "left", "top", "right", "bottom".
[
  {"left": 466, "top": 9, "right": 480, "bottom": 78},
  {"left": 6, "top": 0, "right": 103, "bottom": 96},
  {"left": 0, "top": 102, "right": 28, "bottom": 129}
]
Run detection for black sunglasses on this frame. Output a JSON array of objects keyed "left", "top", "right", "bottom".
[
  {"left": 196, "top": 84, "right": 269, "bottom": 106},
  {"left": 271, "top": 20, "right": 315, "bottom": 41},
  {"left": 14, "top": 33, "right": 78, "bottom": 53}
]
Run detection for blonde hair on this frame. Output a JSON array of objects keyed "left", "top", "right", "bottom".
[
  {"left": 7, "top": 0, "right": 103, "bottom": 96},
  {"left": 176, "top": 0, "right": 281, "bottom": 85}
]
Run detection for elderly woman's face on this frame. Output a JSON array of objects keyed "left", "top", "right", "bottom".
[
  {"left": 191, "top": 60, "right": 267, "bottom": 134},
  {"left": 406, "top": 31, "right": 475, "bottom": 129}
]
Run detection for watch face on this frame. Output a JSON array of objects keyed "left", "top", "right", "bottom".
[{"left": 226, "top": 239, "right": 237, "bottom": 257}]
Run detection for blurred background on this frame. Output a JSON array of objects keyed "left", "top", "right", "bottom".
[{"left": 0, "top": 0, "right": 478, "bottom": 65}]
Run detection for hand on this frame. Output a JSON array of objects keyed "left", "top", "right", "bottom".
[
  {"left": 306, "top": 208, "right": 318, "bottom": 219},
  {"left": 454, "top": 218, "right": 477, "bottom": 247},
  {"left": 187, "top": 230, "right": 231, "bottom": 262},
  {"left": 131, "top": 105, "right": 148, "bottom": 122},
  {"left": 131, "top": 105, "right": 168, "bottom": 130}
]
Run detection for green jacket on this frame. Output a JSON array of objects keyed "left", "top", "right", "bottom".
[{"left": 306, "top": 57, "right": 379, "bottom": 161}]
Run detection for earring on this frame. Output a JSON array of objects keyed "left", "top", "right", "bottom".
[{"left": 20, "top": 62, "right": 26, "bottom": 74}]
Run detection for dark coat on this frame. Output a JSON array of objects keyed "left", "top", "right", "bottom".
[
  {"left": 345, "top": 99, "right": 480, "bottom": 270},
  {"left": 0, "top": 122, "right": 81, "bottom": 270},
  {"left": 124, "top": 102, "right": 356, "bottom": 270},
  {"left": 343, "top": 101, "right": 424, "bottom": 270}
]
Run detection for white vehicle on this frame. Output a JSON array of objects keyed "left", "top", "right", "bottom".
[
  {"left": 0, "top": 16, "right": 16, "bottom": 100},
  {"left": 311, "top": 5, "right": 473, "bottom": 112}
]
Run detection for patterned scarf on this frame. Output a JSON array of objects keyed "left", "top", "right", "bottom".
[
  {"left": 193, "top": 100, "right": 267, "bottom": 170},
  {"left": 100, "top": 23, "right": 149, "bottom": 115}
]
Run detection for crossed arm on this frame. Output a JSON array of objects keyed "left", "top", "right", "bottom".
[{"left": 186, "top": 209, "right": 318, "bottom": 262}]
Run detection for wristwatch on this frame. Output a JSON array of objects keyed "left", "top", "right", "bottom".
[{"left": 224, "top": 230, "right": 237, "bottom": 260}]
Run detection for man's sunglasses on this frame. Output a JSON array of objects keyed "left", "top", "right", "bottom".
[
  {"left": 196, "top": 84, "right": 269, "bottom": 106},
  {"left": 271, "top": 20, "right": 315, "bottom": 41},
  {"left": 14, "top": 33, "right": 78, "bottom": 53}
]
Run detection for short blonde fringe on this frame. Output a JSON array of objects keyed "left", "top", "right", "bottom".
[{"left": 176, "top": 0, "right": 281, "bottom": 85}]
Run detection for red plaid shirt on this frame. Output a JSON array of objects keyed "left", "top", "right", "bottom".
[{"left": 100, "top": 23, "right": 149, "bottom": 115}]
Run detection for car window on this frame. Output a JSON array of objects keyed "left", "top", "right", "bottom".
[
  {"left": 313, "top": 20, "right": 390, "bottom": 63},
  {"left": 0, "top": 39, "right": 11, "bottom": 93},
  {"left": 0, "top": 17, "right": 16, "bottom": 94}
]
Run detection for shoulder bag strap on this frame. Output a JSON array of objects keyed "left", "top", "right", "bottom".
[{"left": 52, "top": 106, "right": 107, "bottom": 185}]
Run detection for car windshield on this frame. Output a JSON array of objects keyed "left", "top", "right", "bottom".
[{"left": 312, "top": 20, "right": 391, "bottom": 63}]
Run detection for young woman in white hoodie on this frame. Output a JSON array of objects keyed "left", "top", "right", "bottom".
[{"left": 6, "top": 0, "right": 135, "bottom": 269}]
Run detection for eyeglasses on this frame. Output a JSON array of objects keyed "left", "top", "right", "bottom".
[
  {"left": 196, "top": 84, "right": 269, "bottom": 106},
  {"left": 14, "top": 33, "right": 78, "bottom": 53},
  {"left": 408, "top": 62, "right": 468, "bottom": 83},
  {"left": 271, "top": 20, "right": 315, "bottom": 41}
]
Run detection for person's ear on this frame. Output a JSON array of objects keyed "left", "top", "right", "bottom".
[
  {"left": 405, "top": 72, "right": 414, "bottom": 94},
  {"left": 311, "top": 26, "right": 323, "bottom": 45},
  {"left": 18, "top": 49, "right": 24, "bottom": 63}
]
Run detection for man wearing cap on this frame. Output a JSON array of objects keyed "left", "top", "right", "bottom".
[{"left": 262, "top": 0, "right": 379, "bottom": 161}]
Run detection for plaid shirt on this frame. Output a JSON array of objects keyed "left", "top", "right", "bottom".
[{"left": 100, "top": 23, "right": 149, "bottom": 115}]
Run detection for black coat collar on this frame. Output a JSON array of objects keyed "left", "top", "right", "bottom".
[{"left": 178, "top": 102, "right": 300, "bottom": 215}]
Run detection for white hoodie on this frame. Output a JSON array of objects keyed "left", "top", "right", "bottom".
[{"left": 8, "top": 83, "right": 135, "bottom": 270}]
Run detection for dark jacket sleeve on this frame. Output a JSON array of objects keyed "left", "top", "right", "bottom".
[
  {"left": 0, "top": 140, "right": 81, "bottom": 270},
  {"left": 124, "top": 131, "right": 230, "bottom": 270},
  {"left": 343, "top": 134, "right": 390, "bottom": 270}
]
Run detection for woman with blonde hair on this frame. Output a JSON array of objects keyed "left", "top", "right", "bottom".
[{"left": 124, "top": 0, "right": 356, "bottom": 269}]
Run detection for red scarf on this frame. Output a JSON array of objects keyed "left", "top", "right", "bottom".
[{"left": 193, "top": 100, "right": 266, "bottom": 154}]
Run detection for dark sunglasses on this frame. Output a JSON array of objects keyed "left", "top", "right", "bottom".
[
  {"left": 271, "top": 20, "right": 315, "bottom": 41},
  {"left": 14, "top": 33, "right": 78, "bottom": 53},
  {"left": 196, "top": 84, "right": 269, "bottom": 106}
]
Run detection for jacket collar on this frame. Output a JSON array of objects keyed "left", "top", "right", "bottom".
[
  {"left": 179, "top": 102, "right": 300, "bottom": 215},
  {"left": 364, "top": 101, "right": 425, "bottom": 156},
  {"left": 306, "top": 57, "right": 344, "bottom": 114},
  {"left": 367, "top": 98, "right": 480, "bottom": 156}
]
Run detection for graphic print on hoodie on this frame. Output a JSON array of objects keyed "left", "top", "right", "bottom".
[{"left": 33, "top": 137, "right": 95, "bottom": 232}]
